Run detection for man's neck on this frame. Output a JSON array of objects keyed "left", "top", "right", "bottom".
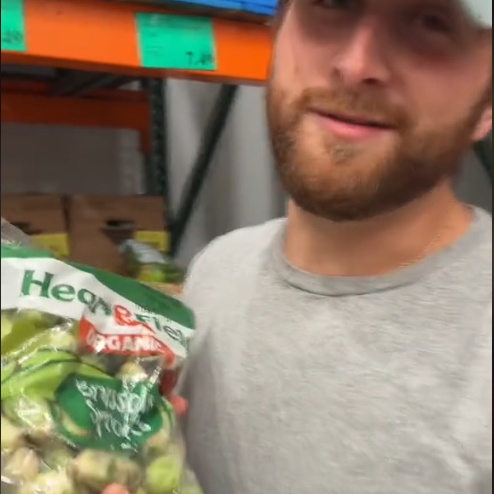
[{"left": 284, "top": 184, "right": 473, "bottom": 277}]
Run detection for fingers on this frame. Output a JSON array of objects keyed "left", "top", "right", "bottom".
[
  {"left": 170, "top": 395, "right": 188, "bottom": 416},
  {"left": 101, "top": 484, "right": 129, "bottom": 494}
]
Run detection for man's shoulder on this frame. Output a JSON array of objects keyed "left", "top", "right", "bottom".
[
  {"left": 184, "top": 219, "right": 284, "bottom": 293},
  {"left": 195, "top": 218, "right": 285, "bottom": 262},
  {"left": 187, "top": 218, "right": 285, "bottom": 276}
]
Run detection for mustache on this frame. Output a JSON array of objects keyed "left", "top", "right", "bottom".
[{"left": 294, "top": 87, "right": 411, "bottom": 130}]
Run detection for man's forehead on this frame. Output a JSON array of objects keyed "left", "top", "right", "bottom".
[
  {"left": 398, "top": 0, "right": 491, "bottom": 26},
  {"left": 424, "top": 0, "right": 491, "bottom": 27},
  {"left": 289, "top": 0, "right": 492, "bottom": 27}
]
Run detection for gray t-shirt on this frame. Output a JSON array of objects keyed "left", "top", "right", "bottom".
[{"left": 181, "top": 207, "right": 492, "bottom": 494}]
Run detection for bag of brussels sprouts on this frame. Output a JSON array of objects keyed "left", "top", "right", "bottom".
[
  {"left": 120, "top": 240, "right": 185, "bottom": 286},
  {"left": 1, "top": 223, "right": 203, "bottom": 494}
]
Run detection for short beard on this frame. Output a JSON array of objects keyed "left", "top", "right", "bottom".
[{"left": 267, "top": 84, "right": 489, "bottom": 222}]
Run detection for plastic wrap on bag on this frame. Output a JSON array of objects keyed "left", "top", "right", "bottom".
[
  {"left": 0, "top": 219, "right": 34, "bottom": 247},
  {"left": 1, "top": 220, "right": 203, "bottom": 494}
]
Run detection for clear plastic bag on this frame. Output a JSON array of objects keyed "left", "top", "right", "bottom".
[{"left": 1, "top": 219, "right": 202, "bottom": 494}]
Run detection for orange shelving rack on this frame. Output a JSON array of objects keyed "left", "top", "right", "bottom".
[
  {"left": 1, "top": 0, "right": 273, "bottom": 255},
  {"left": 1, "top": 0, "right": 272, "bottom": 85}
]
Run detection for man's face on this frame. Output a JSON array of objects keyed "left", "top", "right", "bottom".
[{"left": 268, "top": 0, "right": 492, "bottom": 221}]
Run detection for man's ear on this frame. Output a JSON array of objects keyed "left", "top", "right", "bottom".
[{"left": 472, "top": 105, "right": 493, "bottom": 142}]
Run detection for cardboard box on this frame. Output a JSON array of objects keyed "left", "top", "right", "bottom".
[
  {"left": 68, "top": 195, "right": 168, "bottom": 274},
  {"left": 1, "top": 194, "right": 69, "bottom": 258}
]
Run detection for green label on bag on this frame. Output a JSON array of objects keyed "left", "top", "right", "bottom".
[
  {"left": 136, "top": 13, "right": 216, "bottom": 71},
  {"left": 55, "top": 374, "right": 171, "bottom": 451},
  {"left": 1, "top": 0, "right": 27, "bottom": 52}
]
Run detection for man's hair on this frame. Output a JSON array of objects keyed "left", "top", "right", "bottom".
[
  {"left": 274, "top": 0, "right": 290, "bottom": 26},
  {"left": 278, "top": 0, "right": 290, "bottom": 10}
]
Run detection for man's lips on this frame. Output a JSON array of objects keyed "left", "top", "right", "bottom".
[
  {"left": 328, "top": 111, "right": 392, "bottom": 128},
  {"left": 310, "top": 110, "right": 395, "bottom": 140}
]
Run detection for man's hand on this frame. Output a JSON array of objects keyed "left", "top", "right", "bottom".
[
  {"left": 169, "top": 394, "right": 188, "bottom": 416},
  {"left": 102, "top": 485, "right": 129, "bottom": 494}
]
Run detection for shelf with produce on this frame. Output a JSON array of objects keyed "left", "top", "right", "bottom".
[
  {"left": 1, "top": 0, "right": 272, "bottom": 85},
  {"left": 1, "top": 0, "right": 272, "bottom": 253}
]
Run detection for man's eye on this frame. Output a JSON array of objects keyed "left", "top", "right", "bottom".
[{"left": 417, "top": 13, "right": 452, "bottom": 34}]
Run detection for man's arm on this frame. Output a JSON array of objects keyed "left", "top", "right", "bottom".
[{"left": 461, "top": 304, "right": 492, "bottom": 493}]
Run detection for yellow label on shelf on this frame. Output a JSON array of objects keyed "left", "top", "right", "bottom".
[
  {"left": 134, "top": 231, "right": 169, "bottom": 253},
  {"left": 32, "top": 233, "right": 70, "bottom": 259}
]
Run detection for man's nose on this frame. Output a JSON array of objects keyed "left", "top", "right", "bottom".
[{"left": 332, "top": 19, "right": 392, "bottom": 87}]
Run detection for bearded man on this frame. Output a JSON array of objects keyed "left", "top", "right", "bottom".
[
  {"left": 112, "top": 0, "right": 492, "bottom": 493},
  {"left": 182, "top": 0, "right": 492, "bottom": 492}
]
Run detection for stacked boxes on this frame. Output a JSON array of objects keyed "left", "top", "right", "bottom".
[
  {"left": 1, "top": 194, "right": 170, "bottom": 276},
  {"left": 1, "top": 195, "right": 70, "bottom": 259},
  {"left": 68, "top": 195, "right": 168, "bottom": 275}
]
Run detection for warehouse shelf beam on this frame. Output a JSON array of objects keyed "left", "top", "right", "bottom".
[
  {"left": 50, "top": 71, "right": 98, "bottom": 96},
  {"left": 49, "top": 70, "right": 134, "bottom": 97},
  {"left": 1, "top": 87, "right": 150, "bottom": 136},
  {"left": 72, "top": 74, "right": 135, "bottom": 97},
  {"left": 1, "top": 80, "right": 146, "bottom": 101},
  {"left": 143, "top": 78, "right": 173, "bottom": 231},
  {"left": 1, "top": 0, "right": 272, "bottom": 85},
  {"left": 170, "top": 84, "right": 239, "bottom": 256}
]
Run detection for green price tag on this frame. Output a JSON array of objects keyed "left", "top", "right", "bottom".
[
  {"left": 1, "top": 0, "right": 27, "bottom": 52},
  {"left": 136, "top": 13, "right": 216, "bottom": 71}
]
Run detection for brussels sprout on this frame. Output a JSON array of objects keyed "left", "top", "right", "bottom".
[
  {"left": 45, "top": 331, "right": 79, "bottom": 353},
  {"left": 67, "top": 320, "right": 80, "bottom": 336},
  {"left": 18, "top": 471, "right": 75, "bottom": 494},
  {"left": 111, "top": 457, "right": 142, "bottom": 491},
  {"left": 144, "top": 455, "right": 183, "bottom": 494},
  {"left": 2, "top": 446, "right": 40, "bottom": 482},
  {"left": 3, "top": 396, "right": 54, "bottom": 444},
  {"left": 1, "top": 414, "right": 25, "bottom": 452},
  {"left": 74, "top": 487, "right": 93, "bottom": 494},
  {"left": 71, "top": 450, "right": 114, "bottom": 491},
  {"left": 134, "top": 356, "right": 163, "bottom": 375},
  {"left": 16, "top": 310, "right": 59, "bottom": 330},
  {"left": 142, "top": 427, "right": 171, "bottom": 460},
  {"left": 117, "top": 362, "right": 148, "bottom": 382},
  {"left": 80, "top": 353, "right": 108, "bottom": 372},
  {"left": 43, "top": 444, "right": 74, "bottom": 470},
  {"left": 71, "top": 450, "right": 142, "bottom": 492}
]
